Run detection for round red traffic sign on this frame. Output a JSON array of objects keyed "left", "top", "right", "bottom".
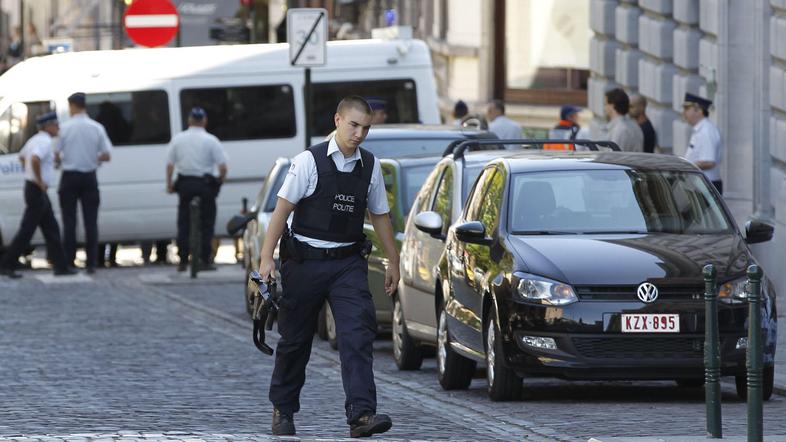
[{"left": 123, "top": 0, "right": 179, "bottom": 48}]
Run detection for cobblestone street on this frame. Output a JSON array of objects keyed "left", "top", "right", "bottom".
[{"left": 1, "top": 266, "right": 785, "bottom": 441}]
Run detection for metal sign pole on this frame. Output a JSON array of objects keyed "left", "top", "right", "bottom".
[
  {"left": 288, "top": 8, "right": 326, "bottom": 151},
  {"left": 304, "top": 67, "right": 312, "bottom": 150}
]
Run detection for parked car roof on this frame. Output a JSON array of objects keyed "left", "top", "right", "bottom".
[
  {"left": 499, "top": 151, "right": 700, "bottom": 174},
  {"left": 365, "top": 124, "right": 491, "bottom": 139}
]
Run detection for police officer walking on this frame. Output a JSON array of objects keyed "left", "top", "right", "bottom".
[
  {"left": 55, "top": 92, "right": 113, "bottom": 274},
  {"left": 0, "top": 112, "right": 77, "bottom": 278},
  {"left": 165, "top": 107, "right": 227, "bottom": 272},
  {"left": 257, "top": 96, "right": 398, "bottom": 438},
  {"left": 681, "top": 93, "right": 723, "bottom": 194}
]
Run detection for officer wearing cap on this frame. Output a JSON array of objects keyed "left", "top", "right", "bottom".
[
  {"left": 0, "top": 112, "right": 76, "bottom": 278},
  {"left": 545, "top": 105, "right": 582, "bottom": 150},
  {"left": 165, "top": 107, "right": 228, "bottom": 271},
  {"left": 55, "top": 92, "right": 113, "bottom": 273},
  {"left": 366, "top": 97, "right": 388, "bottom": 124},
  {"left": 681, "top": 92, "right": 723, "bottom": 194},
  {"left": 258, "top": 96, "right": 398, "bottom": 438}
]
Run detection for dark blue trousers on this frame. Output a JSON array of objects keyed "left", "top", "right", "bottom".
[
  {"left": 58, "top": 170, "right": 100, "bottom": 269},
  {"left": 269, "top": 253, "right": 377, "bottom": 424}
]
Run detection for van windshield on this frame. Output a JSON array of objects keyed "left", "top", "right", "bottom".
[{"left": 509, "top": 169, "right": 733, "bottom": 235}]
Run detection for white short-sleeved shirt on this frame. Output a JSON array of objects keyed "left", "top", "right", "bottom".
[
  {"left": 166, "top": 126, "right": 228, "bottom": 177},
  {"left": 55, "top": 113, "right": 113, "bottom": 172},
  {"left": 20, "top": 131, "right": 56, "bottom": 186},
  {"left": 277, "top": 136, "right": 389, "bottom": 248},
  {"left": 488, "top": 115, "right": 523, "bottom": 149},
  {"left": 683, "top": 117, "right": 722, "bottom": 182}
]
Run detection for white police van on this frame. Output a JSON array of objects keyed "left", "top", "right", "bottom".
[{"left": 0, "top": 38, "right": 439, "bottom": 250}]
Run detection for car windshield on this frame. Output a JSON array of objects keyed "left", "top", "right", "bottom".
[
  {"left": 263, "top": 165, "right": 289, "bottom": 212},
  {"left": 509, "top": 169, "right": 733, "bottom": 234},
  {"left": 401, "top": 162, "right": 439, "bottom": 213},
  {"left": 362, "top": 138, "right": 460, "bottom": 158}
]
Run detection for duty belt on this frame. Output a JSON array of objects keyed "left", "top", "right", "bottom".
[{"left": 296, "top": 241, "right": 369, "bottom": 261}]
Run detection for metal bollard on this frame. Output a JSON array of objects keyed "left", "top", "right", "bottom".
[
  {"left": 703, "top": 264, "right": 722, "bottom": 438},
  {"left": 747, "top": 264, "right": 763, "bottom": 442},
  {"left": 189, "top": 196, "right": 201, "bottom": 279}
]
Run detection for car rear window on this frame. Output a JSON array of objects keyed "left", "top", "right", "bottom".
[{"left": 509, "top": 169, "right": 732, "bottom": 234}]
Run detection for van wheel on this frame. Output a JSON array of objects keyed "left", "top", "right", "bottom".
[
  {"left": 735, "top": 366, "right": 774, "bottom": 401},
  {"left": 244, "top": 266, "right": 255, "bottom": 317},
  {"left": 485, "top": 310, "right": 522, "bottom": 401},
  {"left": 436, "top": 307, "right": 475, "bottom": 390},
  {"left": 317, "top": 302, "right": 329, "bottom": 340},
  {"left": 392, "top": 296, "right": 423, "bottom": 370},
  {"left": 325, "top": 303, "right": 338, "bottom": 350}
]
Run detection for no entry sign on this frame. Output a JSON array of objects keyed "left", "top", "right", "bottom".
[{"left": 124, "top": 0, "right": 179, "bottom": 48}]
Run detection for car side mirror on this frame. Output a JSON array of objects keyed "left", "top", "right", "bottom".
[
  {"left": 226, "top": 212, "right": 256, "bottom": 236},
  {"left": 454, "top": 221, "right": 491, "bottom": 245},
  {"left": 414, "top": 211, "right": 444, "bottom": 240},
  {"left": 745, "top": 219, "right": 774, "bottom": 244}
]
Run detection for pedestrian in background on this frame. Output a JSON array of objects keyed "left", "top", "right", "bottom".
[
  {"left": 258, "top": 96, "right": 397, "bottom": 438},
  {"left": 166, "top": 107, "right": 228, "bottom": 272},
  {"left": 629, "top": 94, "right": 658, "bottom": 153},
  {"left": 681, "top": 93, "right": 723, "bottom": 194},
  {"left": 55, "top": 92, "right": 113, "bottom": 274},
  {"left": 452, "top": 100, "right": 468, "bottom": 126},
  {"left": 367, "top": 98, "right": 388, "bottom": 125},
  {"left": 485, "top": 99, "right": 522, "bottom": 147},
  {"left": 545, "top": 105, "right": 582, "bottom": 150},
  {"left": 604, "top": 88, "right": 644, "bottom": 152},
  {"left": 0, "top": 112, "right": 76, "bottom": 279}
]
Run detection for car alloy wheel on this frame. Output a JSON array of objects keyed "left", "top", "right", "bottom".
[
  {"left": 485, "top": 311, "right": 522, "bottom": 401},
  {"left": 392, "top": 296, "right": 423, "bottom": 370},
  {"left": 436, "top": 305, "right": 475, "bottom": 390},
  {"left": 486, "top": 321, "right": 496, "bottom": 387}
]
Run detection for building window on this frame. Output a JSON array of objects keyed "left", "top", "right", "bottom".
[
  {"left": 86, "top": 91, "right": 170, "bottom": 146},
  {"left": 498, "top": 0, "right": 591, "bottom": 105},
  {"left": 180, "top": 84, "right": 296, "bottom": 141}
]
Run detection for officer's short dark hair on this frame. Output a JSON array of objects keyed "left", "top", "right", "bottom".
[
  {"left": 490, "top": 99, "right": 505, "bottom": 115},
  {"left": 68, "top": 92, "right": 86, "bottom": 109},
  {"left": 337, "top": 96, "right": 372, "bottom": 116},
  {"left": 605, "top": 88, "right": 630, "bottom": 115}
]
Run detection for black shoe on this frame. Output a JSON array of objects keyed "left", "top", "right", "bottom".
[
  {"left": 271, "top": 408, "right": 295, "bottom": 436},
  {"left": 199, "top": 263, "right": 217, "bottom": 271},
  {"left": 350, "top": 413, "right": 392, "bottom": 438},
  {"left": 177, "top": 263, "right": 188, "bottom": 272},
  {"left": 0, "top": 268, "right": 22, "bottom": 279},
  {"left": 86, "top": 267, "right": 96, "bottom": 275},
  {"left": 53, "top": 268, "right": 78, "bottom": 276}
]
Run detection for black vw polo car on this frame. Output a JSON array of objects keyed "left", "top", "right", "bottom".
[{"left": 428, "top": 150, "right": 777, "bottom": 401}]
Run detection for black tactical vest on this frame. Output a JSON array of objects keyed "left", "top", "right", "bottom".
[{"left": 291, "top": 142, "right": 375, "bottom": 243}]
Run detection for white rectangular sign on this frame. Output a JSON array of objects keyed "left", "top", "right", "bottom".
[{"left": 287, "top": 8, "right": 328, "bottom": 67}]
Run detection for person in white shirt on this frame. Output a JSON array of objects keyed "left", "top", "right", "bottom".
[
  {"left": 485, "top": 99, "right": 522, "bottom": 148},
  {"left": 258, "top": 96, "right": 397, "bottom": 438},
  {"left": 604, "top": 88, "right": 644, "bottom": 152},
  {"left": 0, "top": 112, "right": 76, "bottom": 278},
  {"left": 681, "top": 93, "right": 723, "bottom": 194},
  {"left": 166, "top": 107, "right": 228, "bottom": 271},
  {"left": 55, "top": 92, "right": 113, "bottom": 273}
]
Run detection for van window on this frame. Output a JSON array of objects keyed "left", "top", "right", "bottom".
[
  {"left": 85, "top": 90, "right": 170, "bottom": 145},
  {"left": 180, "top": 84, "right": 296, "bottom": 141},
  {"left": 311, "top": 79, "right": 419, "bottom": 137},
  {"left": 0, "top": 101, "right": 54, "bottom": 155}
]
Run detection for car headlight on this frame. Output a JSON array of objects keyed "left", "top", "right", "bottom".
[
  {"left": 718, "top": 277, "right": 748, "bottom": 304},
  {"left": 515, "top": 273, "right": 578, "bottom": 306}
]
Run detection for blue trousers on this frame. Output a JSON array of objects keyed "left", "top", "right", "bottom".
[{"left": 269, "top": 254, "right": 377, "bottom": 424}]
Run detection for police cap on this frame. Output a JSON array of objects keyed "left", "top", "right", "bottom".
[
  {"left": 683, "top": 93, "right": 712, "bottom": 110},
  {"left": 366, "top": 97, "right": 386, "bottom": 111},
  {"left": 189, "top": 107, "right": 207, "bottom": 120},
  {"left": 36, "top": 111, "right": 58, "bottom": 126},
  {"left": 560, "top": 105, "right": 581, "bottom": 120},
  {"left": 68, "top": 92, "right": 86, "bottom": 106}
]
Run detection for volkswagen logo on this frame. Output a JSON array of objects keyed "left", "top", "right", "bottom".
[{"left": 637, "top": 282, "right": 659, "bottom": 303}]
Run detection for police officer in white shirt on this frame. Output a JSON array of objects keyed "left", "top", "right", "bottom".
[
  {"left": 0, "top": 112, "right": 76, "bottom": 278},
  {"left": 485, "top": 99, "right": 523, "bottom": 148},
  {"left": 681, "top": 93, "right": 723, "bottom": 194},
  {"left": 258, "top": 96, "right": 398, "bottom": 438},
  {"left": 166, "top": 107, "right": 228, "bottom": 271},
  {"left": 55, "top": 92, "right": 113, "bottom": 273}
]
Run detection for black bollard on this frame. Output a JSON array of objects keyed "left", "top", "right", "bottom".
[
  {"left": 703, "top": 264, "right": 722, "bottom": 438},
  {"left": 189, "top": 196, "right": 201, "bottom": 279},
  {"left": 747, "top": 264, "right": 763, "bottom": 442}
]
